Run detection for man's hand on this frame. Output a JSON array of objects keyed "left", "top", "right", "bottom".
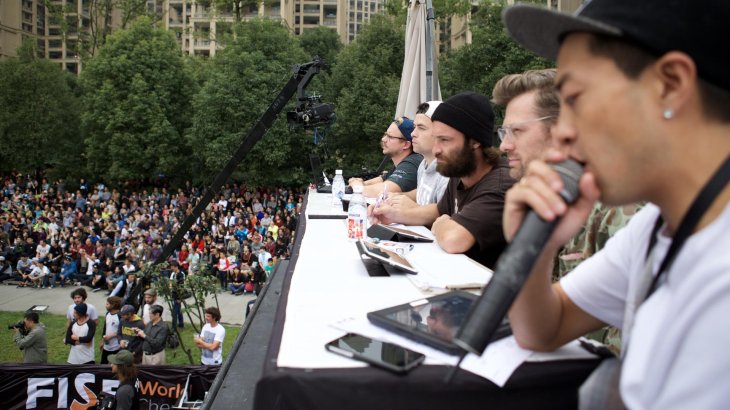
[
  {"left": 348, "top": 178, "right": 364, "bottom": 187},
  {"left": 431, "top": 214, "right": 451, "bottom": 231},
  {"left": 385, "top": 193, "right": 416, "bottom": 209},
  {"left": 503, "top": 158, "right": 600, "bottom": 250}
]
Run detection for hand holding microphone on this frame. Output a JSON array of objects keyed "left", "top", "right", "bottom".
[{"left": 453, "top": 159, "right": 593, "bottom": 356}]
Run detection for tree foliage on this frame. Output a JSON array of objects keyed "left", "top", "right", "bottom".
[
  {"left": 0, "top": 42, "right": 82, "bottom": 176},
  {"left": 299, "top": 26, "right": 343, "bottom": 70},
  {"left": 439, "top": 1, "right": 553, "bottom": 104},
  {"left": 79, "top": 17, "right": 197, "bottom": 183},
  {"left": 325, "top": 14, "right": 406, "bottom": 173},
  {"left": 186, "top": 19, "right": 312, "bottom": 187}
]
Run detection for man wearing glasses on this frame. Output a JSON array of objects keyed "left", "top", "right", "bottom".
[
  {"left": 348, "top": 117, "right": 422, "bottom": 198},
  {"left": 502, "top": 1, "right": 730, "bottom": 407},
  {"left": 493, "top": 69, "right": 641, "bottom": 282}
]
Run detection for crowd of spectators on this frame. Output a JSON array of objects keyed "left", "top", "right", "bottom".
[{"left": 0, "top": 172, "right": 304, "bottom": 300}]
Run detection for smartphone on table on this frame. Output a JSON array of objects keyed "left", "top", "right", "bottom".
[{"left": 325, "top": 333, "right": 425, "bottom": 374}]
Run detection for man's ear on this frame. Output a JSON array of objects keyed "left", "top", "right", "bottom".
[{"left": 650, "top": 51, "right": 697, "bottom": 118}]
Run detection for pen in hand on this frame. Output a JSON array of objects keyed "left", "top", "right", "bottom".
[{"left": 369, "top": 185, "right": 388, "bottom": 224}]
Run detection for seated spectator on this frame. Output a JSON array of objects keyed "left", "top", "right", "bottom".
[
  {"left": 227, "top": 267, "right": 247, "bottom": 295},
  {"left": 0, "top": 256, "right": 12, "bottom": 282},
  {"left": 56, "top": 255, "right": 77, "bottom": 287}
]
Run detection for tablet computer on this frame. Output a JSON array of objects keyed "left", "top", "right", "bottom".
[
  {"left": 355, "top": 239, "right": 418, "bottom": 275},
  {"left": 367, "top": 224, "right": 434, "bottom": 243},
  {"left": 367, "top": 291, "right": 512, "bottom": 354}
]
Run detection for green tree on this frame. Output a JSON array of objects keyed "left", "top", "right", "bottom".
[
  {"left": 149, "top": 262, "right": 221, "bottom": 364},
  {"left": 80, "top": 17, "right": 197, "bottom": 183},
  {"left": 186, "top": 18, "right": 312, "bottom": 186},
  {"left": 439, "top": 1, "right": 552, "bottom": 103},
  {"left": 0, "top": 40, "right": 82, "bottom": 176},
  {"left": 324, "top": 14, "right": 406, "bottom": 174},
  {"left": 299, "top": 26, "right": 343, "bottom": 69}
]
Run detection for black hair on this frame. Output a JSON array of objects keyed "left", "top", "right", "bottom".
[
  {"left": 587, "top": 34, "right": 730, "bottom": 123},
  {"left": 24, "top": 312, "right": 39, "bottom": 323}
]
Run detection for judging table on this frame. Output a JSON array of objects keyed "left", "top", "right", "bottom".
[{"left": 204, "top": 191, "right": 602, "bottom": 410}]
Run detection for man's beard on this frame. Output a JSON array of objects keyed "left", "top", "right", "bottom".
[{"left": 436, "top": 141, "right": 476, "bottom": 178}]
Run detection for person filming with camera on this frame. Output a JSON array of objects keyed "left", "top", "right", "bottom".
[{"left": 11, "top": 312, "right": 48, "bottom": 364}]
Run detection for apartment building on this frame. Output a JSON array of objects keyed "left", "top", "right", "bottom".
[
  {"left": 1, "top": 0, "right": 583, "bottom": 72},
  {"left": 151, "top": 0, "right": 281, "bottom": 57},
  {"left": 0, "top": 0, "right": 120, "bottom": 74}
]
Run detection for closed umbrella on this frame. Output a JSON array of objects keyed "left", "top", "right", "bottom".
[{"left": 395, "top": 0, "right": 441, "bottom": 119}]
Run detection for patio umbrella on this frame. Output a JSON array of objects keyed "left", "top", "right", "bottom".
[{"left": 395, "top": 0, "right": 441, "bottom": 119}]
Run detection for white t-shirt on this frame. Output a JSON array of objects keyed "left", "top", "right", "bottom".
[
  {"left": 142, "top": 303, "right": 152, "bottom": 324},
  {"left": 561, "top": 202, "right": 730, "bottom": 409},
  {"left": 103, "top": 312, "right": 120, "bottom": 351},
  {"left": 200, "top": 323, "right": 225, "bottom": 365},
  {"left": 68, "top": 321, "right": 95, "bottom": 364},
  {"left": 66, "top": 303, "right": 99, "bottom": 322},
  {"left": 416, "top": 158, "right": 449, "bottom": 205}
]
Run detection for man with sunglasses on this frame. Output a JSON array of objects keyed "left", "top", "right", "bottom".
[{"left": 348, "top": 117, "right": 422, "bottom": 198}]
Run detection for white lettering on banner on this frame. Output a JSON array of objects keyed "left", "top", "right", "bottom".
[
  {"left": 58, "top": 377, "right": 68, "bottom": 408},
  {"left": 27, "top": 378, "right": 54, "bottom": 409},
  {"left": 141, "top": 398, "right": 172, "bottom": 410},
  {"left": 103, "top": 379, "right": 120, "bottom": 396},
  {"left": 21, "top": 373, "right": 190, "bottom": 409}
]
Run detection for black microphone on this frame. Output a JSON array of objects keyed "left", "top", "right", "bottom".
[{"left": 453, "top": 159, "right": 583, "bottom": 356}]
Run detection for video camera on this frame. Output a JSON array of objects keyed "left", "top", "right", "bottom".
[
  {"left": 287, "top": 95, "right": 335, "bottom": 129},
  {"left": 8, "top": 320, "right": 28, "bottom": 335},
  {"left": 286, "top": 56, "right": 336, "bottom": 129}
]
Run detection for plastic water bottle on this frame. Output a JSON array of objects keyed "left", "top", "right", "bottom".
[
  {"left": 347, "top": 185, "right": 367, "bottom": 240},
  {"left": 331, "top": 169, "right": 345, "bottom": 207}
]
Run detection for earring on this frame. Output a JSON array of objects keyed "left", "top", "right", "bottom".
[{"left": 663, "top": 108, "right": 674, "bottom": 120}]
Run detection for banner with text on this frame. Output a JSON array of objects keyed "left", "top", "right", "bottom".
[{"left": 0, "top": 364, "right": 219, "bottom": 410}]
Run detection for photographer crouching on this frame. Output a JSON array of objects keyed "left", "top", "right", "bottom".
[{"left": 10, "top": 312, "right": 48, "bottom": 364}]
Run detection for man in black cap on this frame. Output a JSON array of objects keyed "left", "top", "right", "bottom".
[
  {"left": 501, "top": 1, "right": 730, "bottom": 408},
  {"left": 374, "top": 92, "right": 515, "bottom": 269}
]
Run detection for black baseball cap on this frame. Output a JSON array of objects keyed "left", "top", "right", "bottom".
[{"left": 503, "top": 0, "right": 730, "bottom": 91}]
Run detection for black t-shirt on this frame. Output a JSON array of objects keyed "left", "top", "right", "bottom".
[
  {"left": 114, "top": 379, "right": 140, "bottom": 410},
  {"left": 437, "top": 158, "right": 515, "bottom": 269}
]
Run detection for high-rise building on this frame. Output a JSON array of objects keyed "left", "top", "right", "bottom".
[
  {"left": 0, "top": 0, "right": 121, "bottom": 74},
  {"left": 0, "top": 0, "right": 46, "bottom": 60},
  {"left": 281, "top": 0, "right": 384, "bottom": 44},
  {"left": 152, "top": 0, "right": 281, "bottom": 57}
]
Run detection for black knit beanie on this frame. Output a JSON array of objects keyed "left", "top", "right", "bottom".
[{"left": 430, "top": 92, "right": 494, "bottom": 146}]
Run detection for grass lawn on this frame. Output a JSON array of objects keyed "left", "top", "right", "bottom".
[{"left": 0, "top": 311, "right": 240, "bottom": 365}]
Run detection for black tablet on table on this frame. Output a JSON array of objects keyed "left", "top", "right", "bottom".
[{"left": 367, "top": 291, "right": 512, "bottom": 355}]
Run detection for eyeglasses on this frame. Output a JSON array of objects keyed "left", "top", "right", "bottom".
[
  {"left": 497, "top": 116, "right": 555, "bottom": 142},
  {"left": 382, "top": 133, "right": 406, "bottom": 141}
]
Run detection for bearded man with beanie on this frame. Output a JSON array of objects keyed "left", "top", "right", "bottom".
[{"left": 375, "top": 92, "right": 515, "bottom": 269}]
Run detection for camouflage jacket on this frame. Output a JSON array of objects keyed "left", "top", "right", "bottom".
[
  {"left": 554, "top": 202, "right": 644, "bottom": 281},
  {"left": 553, "top": 201, "right": 644, "bottom": 354}
]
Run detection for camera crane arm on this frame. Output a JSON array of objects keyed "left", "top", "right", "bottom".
[{"left": 132, "top": 57, "right": 326, "bottom": 295}]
